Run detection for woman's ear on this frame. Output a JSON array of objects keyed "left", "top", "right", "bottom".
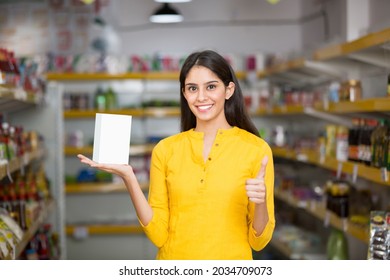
[{"left": 225, "top": 82, "right": 235, "bottom": 100}]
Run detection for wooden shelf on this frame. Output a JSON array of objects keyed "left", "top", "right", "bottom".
[
  {"left": 0, "top": 149, "right": 45, "bottom": 180},
  {"left": 46, "top": 71, "right": 247, "bottom": 81},
  {"left": 258, "top": 27, "right": 390, "bottom": 84},
  {"left": 66, "top": 181, "right": 149, "bottom": 193},
  {"left": 66, "top": 224, "right": 144, "bottom": 235},
  {"left": 313, "top": 27, "right": 390, "bottom": 61},
  {"left": 64, "top": 143, "right": 154, "bottom": 157},
  {"left": 63, "top": 108, "right": 144, "bottom": 118},
  {"left": 0, "top": 85, "right": 42, "bottom": 113},
  {"left": 258, "top": 58, "right": 306, "bottom": 78},
  {"left": 272, "top": 146, "right": 390, "bottom": 188},
  {"left": 3, "top": 199, "right": 55, "bottom": 260},
  {"left": 63, "top": 107, "right": 180, "bottom": 118},
  {"left": 274, "top": 190, "right": 369, "bottom": 243},
  {"left": 254, "top": 97, "right": 390, "bottom": 116}
]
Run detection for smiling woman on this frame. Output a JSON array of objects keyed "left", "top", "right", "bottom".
[{"left": 78, "top": 49, "right": 275, "bottom": 260}]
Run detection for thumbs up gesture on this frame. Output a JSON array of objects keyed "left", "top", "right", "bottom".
[{"left": 245, "top": 156, "right": 268, "bottom": 204}]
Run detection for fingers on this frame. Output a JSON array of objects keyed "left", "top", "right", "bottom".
[
  {"left": 246, "top": 155, "right": 268, "bottom": 204},
  {"left": 77, "top": 154, "right": 98, "bottom": 167},
  {"left": 256, "top": 155, "right": 269, "bottom": 179}
]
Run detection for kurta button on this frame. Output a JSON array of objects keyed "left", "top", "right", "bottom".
[
  {"left": 215, "top": 143, "right": 219, "bottom": 147},
  {"left": 200, "top": 179, "right": 204, "bottom": 183},
  {"left": 208, "top": 157, "right": 211, "bottom": 161},
  {"left": 219, "top": 132, "right": 223, "bottom": 135}
]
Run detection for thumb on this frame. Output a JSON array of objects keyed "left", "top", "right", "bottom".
[{"left": 257, "top": 155, "right": 269, "bottom": 179}]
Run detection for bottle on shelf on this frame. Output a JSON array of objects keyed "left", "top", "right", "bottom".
[
  {"left": 326, "top": 228, "right": 349, "bottom": 260},
  {"left": 348, "top": 118, "right": 361, "bottom": 162},
  {"left": 371, "top": 119, "right": 389, "bottom": 169},
  {"left": 93, "top": 87, "right": 106, "bottom": 111},
  {"left": 105, "top": 86, "right": 117, "bottom": 110}
]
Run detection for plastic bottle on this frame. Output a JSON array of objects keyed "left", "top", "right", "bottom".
[
  {"left": 94, "top": 87, "right": 106, "bottom": 111},
  {"left": 326, "top": 228, "right": 349, "bottom": 260}
]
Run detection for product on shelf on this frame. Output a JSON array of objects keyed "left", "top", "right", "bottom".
[
  {"left": 326, "top": 228, "right": 349, "bottom": 259},
  {"left": 0, "top": 208, "right": 23, "bottom": 259},
  {"left": 367, "top": 211, "right": 389, "bottom": 260}
]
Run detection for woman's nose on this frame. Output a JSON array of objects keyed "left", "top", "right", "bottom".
[{"left": 197, "top": 89, "right": 207, "bottom": 102}]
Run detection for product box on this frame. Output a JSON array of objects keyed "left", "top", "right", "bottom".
[{"left": 92, "top": 113, "right": 132, "bottom": 164}]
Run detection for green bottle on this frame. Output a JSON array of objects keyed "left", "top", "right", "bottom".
[
  {"left": 326, "top": 228, "right": 349, "bottom": 260},
  {"left": 105, "top": 87, "right": 117, "bottom": 110},
  {"left": 94, "top": 87, "right": 106, "bottom": 111}
]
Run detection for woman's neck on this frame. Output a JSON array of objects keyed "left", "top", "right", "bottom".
[{"left": 194, "top": 120, "right": 231, "bottom": 137}]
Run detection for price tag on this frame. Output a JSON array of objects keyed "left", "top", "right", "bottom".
[
  {"left": 23, "top": 153, "right": 29, "bottom": 165},
  {"left": 73, "top": 227, "right": 89, "bottom": 240},
  {"left": 324, "top": 210, "right": 330, "bottom": 227},
  {"left": 336, "top": 162, "right": 343, "bottom": 179},
  {"left": 342, "top": 218, "right": 348, "bottom": 232},
  {"left": 380, "top": 167, "right": 388, "bottom": 182},
  {"left": 6, "top": 163, "right": 13, "bottom": 183},
  {"left": 352, "top": 164, "right": 358, "bottom": 184}
]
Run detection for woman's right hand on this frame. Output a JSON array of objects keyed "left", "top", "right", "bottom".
[{"left": 77, "top": 154, "right": 134, "bottom": 180}]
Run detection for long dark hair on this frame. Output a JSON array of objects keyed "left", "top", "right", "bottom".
[{"left": 179, "top": 50, "right": 259, "bottom": 137}]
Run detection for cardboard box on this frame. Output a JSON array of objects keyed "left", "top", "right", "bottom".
[{"left": 92, "top": 113, "right": 132, "bottom": 164}]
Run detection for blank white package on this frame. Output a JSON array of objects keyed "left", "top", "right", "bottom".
[{"left": 92, "top": 113, "right": 132, "bottom": 164}]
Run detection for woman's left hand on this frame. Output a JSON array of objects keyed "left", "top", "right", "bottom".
[{"left": 245, "top": 156, "right": 268, "bottom": 204}]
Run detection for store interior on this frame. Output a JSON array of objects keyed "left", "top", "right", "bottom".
[{"left": 1, "top": 0, "right": 390, "bottom": 260}]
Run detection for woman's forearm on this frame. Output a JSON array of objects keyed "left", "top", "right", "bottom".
[
  {"left": 123, "top": 172, "right": 153, "bottom": 226},
  {"left": 252, "top": 202, "right": 269, "bottom": 236}
]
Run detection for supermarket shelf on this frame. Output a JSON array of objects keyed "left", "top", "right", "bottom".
[
  {"left": 63, "top": 108, "right": 144, "bottom": 118},
  {"left": 258, "top": 58, "right": 306, "bottom": 78},
  {"left": 64, "top": 143, "right": 155, "bottom": 156},
  {"left": 254, "top": 97, "right": 390, "bottom": 116},
  {"left": 3, "top": 199, "right": 55, "bottom": 260},
  {"left": 258, "top": 27, "right": 390, "bottom": 84},
  {"left": 65, "top": 181, "right": 149, "bottom": 194},
  {"left": 274, "top": 189, "right": 369, "bottom": 243},
  {"left": 0, "top": 148, "right": 45, "bottom": 180},
  {"left": 63, "top": 107, "right": 180, "bottom": 118},
  {"left": 313, "top": 27, "right": 390, "bottom": 61},
  {"left": 66, "top": 224, "right": 144, "bottom": 235},
  {"left": 272, "top": 146, "right": 390, "bottom": 188},
  {"left": 0, "top": 85, "right": 42, "bottom": 113},
  {"left": 46, "top": 71, "right": 247, "bottom": 81}
]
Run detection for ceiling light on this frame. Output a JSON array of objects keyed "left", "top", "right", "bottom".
[
  {"left": 154, "top": 0, "right": 191, "bottom": 2},
  {"left": 150, "top": 3, "right": 183, "bottom": 23}
]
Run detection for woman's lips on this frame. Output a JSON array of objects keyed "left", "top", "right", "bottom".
[{"left": 196, "top": 104, "right": 213, "bottom": 112}]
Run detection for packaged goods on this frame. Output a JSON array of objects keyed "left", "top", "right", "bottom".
[{"left": 367, "top": 211, "right": 389, "bottom": 260}]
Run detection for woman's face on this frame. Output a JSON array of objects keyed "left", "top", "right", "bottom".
[{"left": 182, "top": 65, "right": 234, "bottom": 126}]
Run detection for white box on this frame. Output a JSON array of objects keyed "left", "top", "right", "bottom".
[{"left": 92, "top": 113, "right": 132, "bottom": 164}]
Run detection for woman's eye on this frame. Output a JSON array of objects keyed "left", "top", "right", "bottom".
[
  {"left": 187, "top": 86, "right": 197, "bottom": 92},
  {"left": 207, "top": 84, "right": 216, "bottom": 90}
]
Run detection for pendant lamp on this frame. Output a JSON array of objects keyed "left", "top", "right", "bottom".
[{"left": 150, "top": 3, "right": 183, "bottom": 23}]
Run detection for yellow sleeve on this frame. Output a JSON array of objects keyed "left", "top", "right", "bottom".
[
  {"left": 139, "top": 141, "right": 170, "bottom": 248},
  {"left": 248, "top": 143, "right": 275, "bottom": 251}
]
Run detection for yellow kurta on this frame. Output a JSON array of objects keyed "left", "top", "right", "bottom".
[{"left": 140, "top": 126, "right": 275, "bottom": 260}]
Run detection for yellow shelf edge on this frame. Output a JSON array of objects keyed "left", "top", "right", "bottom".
[
  {"left": 272, "top": 146, "right": 390, "bottom": 187},
  {"left": 257, "top": 58, "right": 306, "bottom": 78},
  {"left": 46, "top": 72, "right": 181, "bottom": 81},
  {"left": 66, "top": 224, "right": 144, "bottom": 235},
  {"left": 65, "top": 182, "right": 149, "bottom": 193},
  {"left": 64, "top": 143, "right": 154, "bottom": 156},
  {"left": 313, "top": 27, "right": 390, "bottom": 61}
]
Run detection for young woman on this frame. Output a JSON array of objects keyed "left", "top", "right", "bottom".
[{"left": 78, "top": 50, "right": 275, "bottom": 260}]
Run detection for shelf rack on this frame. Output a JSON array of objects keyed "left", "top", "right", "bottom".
[
  {"left": 274, "top": 190, "right": 369, "bottom": 243},
  {"left": 272, "top": 146, "right": 390, "bottom": 187},
  {"left": 3, "top": 199, "right": 55, "bottom": 260},
  {"left": 65, "top": 181, "right": 149, "bottom": 194},
  {"left": 66, "top": 224, "right": 143, "bottom": 236}
]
